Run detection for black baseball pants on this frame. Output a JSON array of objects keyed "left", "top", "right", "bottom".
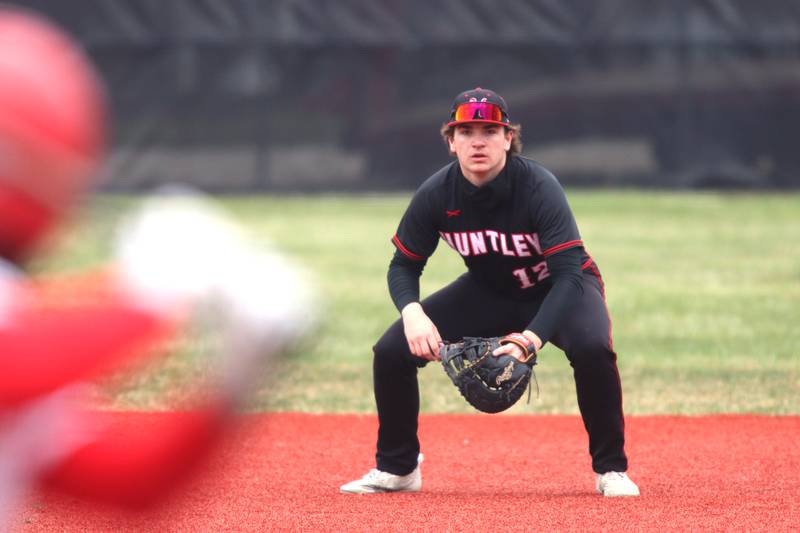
[{"left": 372, "top": 266, "right": 628, "bottom": 476}]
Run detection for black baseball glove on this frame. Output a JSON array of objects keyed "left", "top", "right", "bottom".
[{"left": 439, "top": 335, "right": 537, "bottom": 414}]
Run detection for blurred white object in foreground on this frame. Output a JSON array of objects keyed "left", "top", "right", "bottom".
[{"left": 114, "top": 190, "right": 316, "bottom": 397}]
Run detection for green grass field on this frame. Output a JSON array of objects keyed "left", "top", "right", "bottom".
[{"left": 40, "top": 191, "right": 800, "bottom": 415}]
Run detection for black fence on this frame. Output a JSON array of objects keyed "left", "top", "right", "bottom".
[{"left": 16, "top": 0, "right": 800, "bottom": 190}]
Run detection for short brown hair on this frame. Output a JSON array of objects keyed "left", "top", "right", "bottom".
[{"left": 439, "top": 123, "right": 523, "bottom": 156}]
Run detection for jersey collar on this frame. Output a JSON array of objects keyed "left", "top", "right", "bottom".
[{"left": 457, "top": 157, "right": 515, "bottom": 209}]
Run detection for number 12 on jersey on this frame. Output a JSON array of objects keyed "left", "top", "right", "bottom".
[{"left": 512, "top": 261, "right": 550, "bottom": 289}]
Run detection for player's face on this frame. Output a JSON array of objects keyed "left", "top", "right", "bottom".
[{"left": 449, "top": 123, "right": 512, "bottom": 186}]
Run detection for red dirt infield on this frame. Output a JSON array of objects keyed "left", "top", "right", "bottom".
[{"left": 13, "top": 413, "right": 800, "bottom": 532}]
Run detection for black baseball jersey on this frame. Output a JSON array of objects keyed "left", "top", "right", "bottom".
[{"left": 392, "top": 155, "right": 592, "bottom": 301}]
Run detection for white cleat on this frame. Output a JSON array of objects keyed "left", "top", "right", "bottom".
[
  {"left": 596, "top": 471, "right": 640, "bottom": 497},
  {"left": 340, "top": 454, "right": 423, "bottom": 494}
]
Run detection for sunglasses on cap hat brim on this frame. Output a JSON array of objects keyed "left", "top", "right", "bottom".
[{"left": 447, "top": 102, "right": 509, "bottom": 127}]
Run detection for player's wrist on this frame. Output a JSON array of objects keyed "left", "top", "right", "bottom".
[
  {"left": 401, "top": 301, "right": 423, "bottom": 317},
  {"left": 499, "top": 332, "right": 537, "bottom": 364},
  {"left": 521, "top": 330, "right": 542, "bottom": 352}
]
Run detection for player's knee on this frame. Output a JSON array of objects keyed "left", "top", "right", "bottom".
[
  {"left": 373, "top": 330, "right": 416, "bottom": 377},
  {"left": 567, "top": 336, "right": 614, "bottom": 369}
]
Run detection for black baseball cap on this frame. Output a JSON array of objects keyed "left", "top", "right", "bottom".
[{"left": 447, "top": 87, "right": 511, "bottom": 127}]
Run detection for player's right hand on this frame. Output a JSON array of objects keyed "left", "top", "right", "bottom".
[{"left": 400, "top": 302, "right": 442, "bottom": 361}]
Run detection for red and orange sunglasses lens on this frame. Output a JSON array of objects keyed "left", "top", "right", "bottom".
[{"left": 451, "top": 102, "right": 506, "bottom": 123}]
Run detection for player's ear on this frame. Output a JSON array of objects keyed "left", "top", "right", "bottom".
[
  {"left": 447, "top": 134, "right": 457, "bottom": 154},
  {"left": 503, "top": 128, "right": 513, "bottom": 151}
]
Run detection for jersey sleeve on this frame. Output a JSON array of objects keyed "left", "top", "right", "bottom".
[
  {"left": 391, "top": 187, "right": 440, "bottom": 261},
  {"left": 387, "top": 248, "right": 425, "bottom": 312},
  {"left": 525, "top": 246, "right": 584, "bottom": 343},
  {"left": 530, "top": 172, "right": 583, "bottom": 256}
]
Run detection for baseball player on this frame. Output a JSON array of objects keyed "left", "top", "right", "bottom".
[
  {"left": 0, "top": 6, "right": 309, "bottom": 523},
  {"left": 340, "top": 88, "right": 639, "bottom": 497}
]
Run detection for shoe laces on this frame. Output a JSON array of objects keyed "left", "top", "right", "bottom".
[
  {"left": 364, "top": 468, "right": 392, "bottom": 483},
  {"left": 601, "top": 472, "right": 631, "bottom": 486}
]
